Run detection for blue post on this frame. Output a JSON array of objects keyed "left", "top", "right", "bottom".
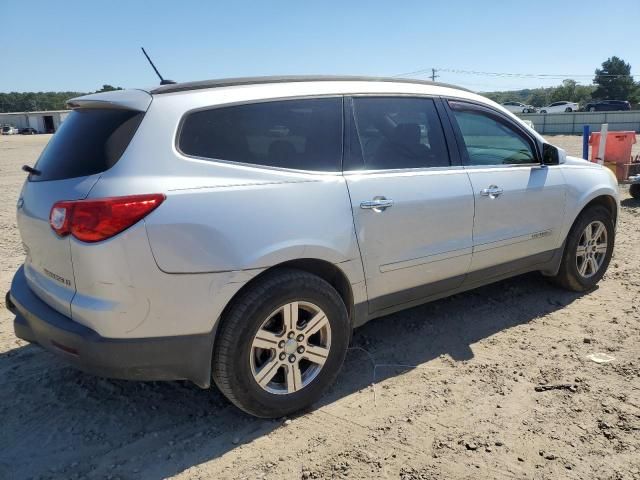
[{"left": 582, "top": 125, "right": 590, "bottom": 160}]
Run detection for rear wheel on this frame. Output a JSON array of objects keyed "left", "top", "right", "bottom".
[
  {"left": 589, "top": 107, "right": 596, "bottom": 112},
  {"left": 630, "top": 183, "right": 640, "bottom": 199},
  {"left": 540, "top": 110, "right": 547, "bottom": 114},
  {"left": 550, "top": 206, "right": 614, "bottom": 291},
  {"left": 565, "top": 107, "right": 573, "bottom": 112},
  {"left": 212, "top": 269, "right": 350, "bottom": 418}
]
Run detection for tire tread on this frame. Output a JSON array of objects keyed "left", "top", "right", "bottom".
[
  {"left": 212, "top": 268, "right": 348, "bottom": 417},
  {"left": 550, "top": 205, "right": 614, "bottom": 292}
]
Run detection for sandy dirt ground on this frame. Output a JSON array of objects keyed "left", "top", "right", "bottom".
[{"left": 0, "top": 134, "right": 638, "bottom": 480}]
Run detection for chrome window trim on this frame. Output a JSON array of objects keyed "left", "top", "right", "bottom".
[
  {"left": 174, "top": 94, "right": 345, "bottom": 175},
  {"left": 342, "top": 165, "right": 466, "bottom": 176},
  {"left": 174, "top": 152, "right": 344, "bottom": 177},
  {"left": 461, "top": 163, "right": 549, "bottom": 170}
]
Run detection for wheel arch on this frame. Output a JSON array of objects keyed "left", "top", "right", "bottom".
[
  {"left": 202, "top": 258, "right": 357, "bottom": 391},
  {"left": 562, "top": 191, "right": 618, "bottom": 243},
  {"left": 572, "top": 194, "right": 618, "bottom": 230},
  {"left": 546, "top": 193, "right": 617, "bottom": 278},
  {"left": 219, "top": 258, "right": 356, "bottom": 331}
]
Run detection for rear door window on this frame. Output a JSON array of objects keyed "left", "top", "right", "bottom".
[
  {"left": 346, "top": 97, "right": 450, "bottom": 170},
  {"left": 32, "top": 109, "right": 144, "bottom": 182},
  {"left": 178, "top": 97, "right": 343, "bottom": 172}
]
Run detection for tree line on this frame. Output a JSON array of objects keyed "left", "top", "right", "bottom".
[
  {"left": 483, "top": 56, "right": 639, "bottom": 108},
  {"left": 0, "top": 85, "right": 122, "bottom": 113}
]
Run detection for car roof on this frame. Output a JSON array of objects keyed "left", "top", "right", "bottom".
[{"left": 149, "top": 75, "right": 472, "bottom": 95}]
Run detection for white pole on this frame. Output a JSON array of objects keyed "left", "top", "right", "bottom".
[{"left": 596, "top": 123, "right": 608, "bottom": 165}]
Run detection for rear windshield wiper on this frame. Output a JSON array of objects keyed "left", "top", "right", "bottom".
[{"left": 22, "top": 165, "right": 41, "bottom": 176}]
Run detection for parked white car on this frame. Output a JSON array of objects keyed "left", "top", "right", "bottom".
[
  {"left": 7, "top": 76, "right": 619, "bottom": 418},
  {"left": 1, "top": 125, "right": 19, "bottom": 135},
  {"left": 502, "top": 101, "right": 536, "bottom": 113},
  {"left": 539, "top": 101, "right": 579, "bottom": 113}
]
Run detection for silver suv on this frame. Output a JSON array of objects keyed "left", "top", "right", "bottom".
[{"left": 7, "top": 76, "right": 619, "bottom": 418}]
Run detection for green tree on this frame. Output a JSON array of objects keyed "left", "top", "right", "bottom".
[
  {"left": 527, "top": 90, "right": 550, "bottom": 107},
  {"left": 0, "top": 91, "right": 86, "bottom": 112},
  {"left": 592, "top": 56, "right": 636, "bottom": 101},
  {"left": 95, "top": 84, "right": 123, "bottom": 93}
]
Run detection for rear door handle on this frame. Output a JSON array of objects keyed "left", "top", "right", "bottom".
[
  {"left": 480, "top": 185, "right": 503, "bottom": 198},
  {"left": 360, "top": 197, "right": 394, "bottom": 212}
]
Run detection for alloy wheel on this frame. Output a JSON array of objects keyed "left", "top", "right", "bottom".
[
  {"left": 250, "top": 301, "right": 331, "bottom": 394},
  {"left": 576, "top": 220, "right": 608, "bottom": 278}
]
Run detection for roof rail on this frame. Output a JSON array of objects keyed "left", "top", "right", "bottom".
[{"left": 150, "top": 75, "right": 471, "bottom": 95}]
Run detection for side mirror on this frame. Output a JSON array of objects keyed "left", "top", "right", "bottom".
[{"left": 541, "top": 143, "right": 565, "bottom": 165}]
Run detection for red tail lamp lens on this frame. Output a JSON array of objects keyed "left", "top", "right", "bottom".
[{"left": 50, "top": 194, "right": 165, "bottom": 242}]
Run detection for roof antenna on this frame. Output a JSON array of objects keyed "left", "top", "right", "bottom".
[{"left": 141, "top": 47, "right": 176, "bottom": 85}]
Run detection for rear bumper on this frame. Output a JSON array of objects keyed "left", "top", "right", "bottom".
[{"left": 7, "top": 266, "right": 213, "bottom": 387}]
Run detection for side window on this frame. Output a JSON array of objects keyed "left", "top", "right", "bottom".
[
  {"left": 179, "top": 97, "right": 342, "bottom": 171},
  {"left": 449, "top": 103, "right": 537, "bottom": 166},
  {"left": 347, "top": 97, "right": 450, "bottom": 170}
]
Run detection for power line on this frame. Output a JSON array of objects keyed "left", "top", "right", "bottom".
[
  {"left": 440, "top": 68, "right": 634, "bottom": 79},
  {"left": 394, "top": 67, "right": 635, "bottom": 79}
]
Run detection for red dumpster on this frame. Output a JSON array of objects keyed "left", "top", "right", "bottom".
[{"left": 589, "top": 131, "right": 636, "bottom": 163}]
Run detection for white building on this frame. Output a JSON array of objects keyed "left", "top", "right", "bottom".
[{"left": 0, "top": 110, "right": 70, "bottom": 133}]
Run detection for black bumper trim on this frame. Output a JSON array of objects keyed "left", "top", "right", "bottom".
[{"left": 8, "top": 266, "right": 213, "bottom": 388}]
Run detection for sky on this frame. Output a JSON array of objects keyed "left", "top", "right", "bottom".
[{"left": 2, "top": 0, "right": 639, "bottom": 93}]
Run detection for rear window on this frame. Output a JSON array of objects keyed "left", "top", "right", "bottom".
[
  {"left": 178, "top": 98, "right": 343, "bottom": 171},
  {"left": 31, "top": 109, "right": 144, "bottom": 182}
]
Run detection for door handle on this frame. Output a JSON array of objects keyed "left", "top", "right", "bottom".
[
  {"left": 360, "top": 197, "right": 394, "bottom": 212},
  {"left": 480, "top": 185, "right": 503, "bottom": 198}
]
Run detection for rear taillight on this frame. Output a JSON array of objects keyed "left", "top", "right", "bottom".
[{"left": 50, "top": 194, "right": 165, "bottom": 242}]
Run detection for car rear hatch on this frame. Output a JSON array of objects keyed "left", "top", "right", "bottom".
[{"left": 16, "top": 90, "right": 151, "bottom": 317}]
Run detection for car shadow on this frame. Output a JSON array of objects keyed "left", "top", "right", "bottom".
[
  {"left": 620, "top": 196, "right": 639, "bottom": 208},
  {"left": 0, "top": 272, "right": 586, "bottom": 479}
]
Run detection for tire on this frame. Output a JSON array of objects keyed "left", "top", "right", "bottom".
[
  {"left": 540, "top": 110, "right": 547, "bottom": 114},
  {"left": 565, "top": 107, "right": 573, "bottom": 112},
  {"left": 630, "top": 183, "right": 640, "bottom": 199},
  {"left": 550, "top": 205, "right": 615, "bottom": 292},
  {"left": 212, "top": 268, "right": 350, "bottom": 418},
  {"left": 589, "top": 107, "right": 596, "bottom": 112}
]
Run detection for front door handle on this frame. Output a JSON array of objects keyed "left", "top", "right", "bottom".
[
  {"left": 360, "top": 196, "right": 394, "bottom": 212},
  {"left": 480, "top": 185, "right": 503, "bottom": 198}
]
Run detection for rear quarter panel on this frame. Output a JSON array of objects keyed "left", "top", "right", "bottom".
[{"left": 143, "top": 176, "right": 359, "bottom": 273}]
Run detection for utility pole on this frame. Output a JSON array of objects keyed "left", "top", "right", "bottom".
[{"left": 430, "top": 68, "right": 439, "bottom": 82}]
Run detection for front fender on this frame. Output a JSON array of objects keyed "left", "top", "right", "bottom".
[{"left": 558, "top": 163, "right": 619, "bottom": 243}]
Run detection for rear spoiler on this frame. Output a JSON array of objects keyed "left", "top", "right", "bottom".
[{"left": 66, "top": 89, "right": 152, "bottom": 112}]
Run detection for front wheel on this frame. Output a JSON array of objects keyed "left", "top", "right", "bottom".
[
  {"left": 550, "top": 206, "right": 614, "bottom": 291},
  {"left": 589, "top": 107, "right": 596, "bottom": 112},
  {"left": 212, "top": 269, "right": 350, "bottom": 418},
  {"left": 540, "top": 110, "right": 547, "bottom": 114},
  {"left": 565, "top": 107, "right": 573, "bottom": 112}
]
